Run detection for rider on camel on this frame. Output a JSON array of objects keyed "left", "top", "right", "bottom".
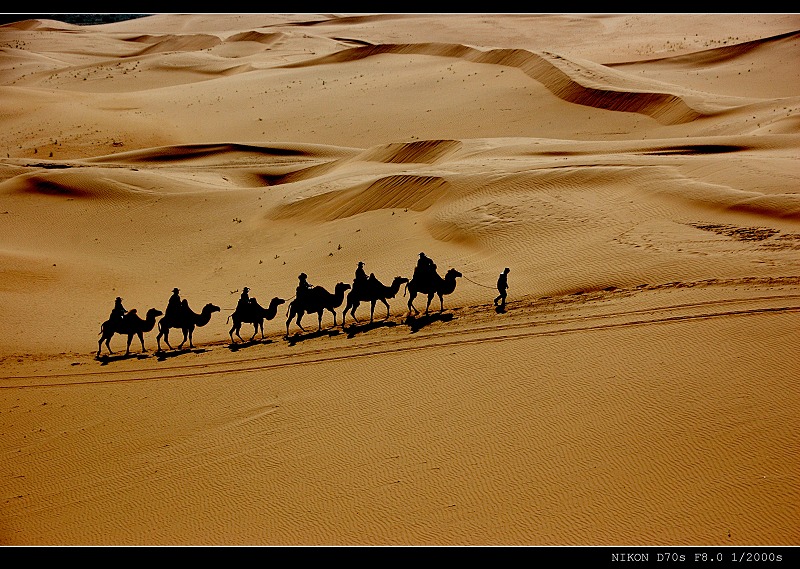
[
  {"left": 353, "top": 261, "right": 368, "bottom": 294},
  {"left": 165, "top": 288, "right": 182, "bottom": 320},
  {"left": 109, "top": 296, "right": 127, "bottom": 326},
  {"left": 296, "top": 273, "right": 313, "bottom": 303},
  {"left": 413, "top": 252, "right": 436, "bottom": 283},
  {"left": 237, "top": 287, "right": 251, "bottom": 314}
]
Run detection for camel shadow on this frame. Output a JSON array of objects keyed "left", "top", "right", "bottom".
[
  {"left": 344, "top": 320, "right": 397, "bottom": 339},
  {"left": 155, "top": 348, "right": 209, "bottom": 361},
  {"left": 405, "top": 312, "right": 454, "bottom": 333},
  {"left": 285, "top": 328, "right": 341, "bottom": 346},
  {"left": 96, "top": 353, "right": 151, "bottom": 366},
  {"left": 227, "top": 339, "right": 274, "bottom": 352}
]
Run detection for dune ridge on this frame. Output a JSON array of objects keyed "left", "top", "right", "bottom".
[{"left": 282, "top": 42, "right": 748, "bottom": 124}]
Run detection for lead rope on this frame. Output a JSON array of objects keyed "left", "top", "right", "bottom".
[{"left": 461, "top": 274, "right": 496, "bottom": 289}]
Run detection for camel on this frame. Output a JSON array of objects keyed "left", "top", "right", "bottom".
[
  {"left": 285, "top": 282, "right": 350, "bottom": 336},
  {"left": 342, "top": 275, "right": 409, "bottom": 325},
  {"left": 156, "top": 299, "right": 220, "bottom": 351},
  {"left": 228, "top": 296, "right": 285, "bottom": 343},
  {"left": 405, "top": 267, "right": 462, "bottom": 315},
  {"left": 97, "top": 308, "right": 163, "bottom": 357}
]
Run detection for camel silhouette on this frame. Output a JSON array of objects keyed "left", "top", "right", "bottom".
[
  {"left": 156, "top": 299, "right": 220, "bottom": 351},
  {"left": 97, "top": 307, "right": 163, "bottom": 357},
  {"left": 286, "top": 282, "right": 350, "bottom": 336},
  {"left": 228, "top": 296, "right": 285, "bottom": 343},
  {"left": 342, "top": 275, "right": 409, "bottom": 325},
  {"left": 405, "top": 267, "right": 462, "bottom": 315}
]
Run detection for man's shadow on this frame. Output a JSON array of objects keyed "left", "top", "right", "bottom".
[
  {"left": 343, "top": 320, "right": 397, "bottom": 339},
  {"left": 405, "top": 312, "right": 454, "bottom": 333},
  {"left": 285, "top": 328, "right": 341, "bottom": 346},
  {"left": 227, "top": 339, "right": 274, "bottom": 352},
  {"left": 155, "top": 348, "right": 209, "bottom": 361}
]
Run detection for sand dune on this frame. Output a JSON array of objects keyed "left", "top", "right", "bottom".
[{"left": 0, "top": 13, "right": 798, "bottom": 547}]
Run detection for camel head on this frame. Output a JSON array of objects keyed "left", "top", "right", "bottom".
[
  {"left": 203, "top": 303, "right": 221, "bottom": 315},
  {"left": 395, "top": 276, "right": 410, "bottom": 284},
  {"left": 446, "top": 268, "right": 462, "bottom": 280},
  {"left": 335, "top": 282, "right": 352, "bottom": 293},
  {"left": 146, "top": 308, "right": 164, "bottom": 319},
  {"left": 271, "top": 297, "right": 286, "bottom": 307}
]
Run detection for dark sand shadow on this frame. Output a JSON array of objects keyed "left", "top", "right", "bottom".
[
  {"left": 405, "top": 312, "right": 454, "bottom": 333},
  {"left": 96, "top": 352, "right": 152, "bottom": 365},
  {"left": 227, "top": 339, "right": 274, "bottom": 352},
  {"left": 285, "top": 328, "right": 341, "bottom": 346},
  {"left": 155, "top": 348, "right": 209, "bottom": 361},
  {"left": 344, "top": 319, "right": 397, "bottom": 338}
]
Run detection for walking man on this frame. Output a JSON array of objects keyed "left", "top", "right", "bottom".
[{"left": 494, "top": 267, "right": 510, "bottom": 311}]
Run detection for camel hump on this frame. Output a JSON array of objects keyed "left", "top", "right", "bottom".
[{"left": 128, "top": 308, "right": 138, "bottom": 316}]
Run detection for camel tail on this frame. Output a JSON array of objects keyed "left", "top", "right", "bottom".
[{"left": 403, "top": 282, "right": 408, "bottom": 297}]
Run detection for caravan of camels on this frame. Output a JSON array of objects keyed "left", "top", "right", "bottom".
[{"left": 97, "top": 252, "right": 469, "bottom": 358}]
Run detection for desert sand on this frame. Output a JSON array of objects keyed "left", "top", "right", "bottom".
[{"left": 0, "top": 13, "right": 798, "bottom": 546}]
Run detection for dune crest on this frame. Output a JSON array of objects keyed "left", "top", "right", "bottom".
[
  {"left": 356, "top": 139, "right": 462, "bottom": 164},
  {"left": 282, "top": 42, "right": 752, "bottom": 124},
  {"left": 269, "top": 174, "right": 449, "bottom": 221},
  {"left": 132, "top": 33, "right": 223, "bottom": 55}
]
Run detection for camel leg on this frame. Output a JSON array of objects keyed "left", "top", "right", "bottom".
[
  {"left": 98, "top": 334, "right": 111, "bottom": 356},
  {"left": 370, "top": 300, "right": 377, "bottom": 323},
  {"left": 317, "top": 311, "right": 323, "bottom": 332},
  {"left": 138, "top": 331, "right": 146, "bottom": 353},
  {"left": 408, "top": 292, "right": 419, "bottom": 315},
  {"left": 250, "top": 322, "right": 258, "bottom": 342},
  {"left": 182, "top": 327, "right": 193, "bottom": 349},
  {"left": 157, "top": 325, "right": 173, "bottom": 351},
  {"left": 163, "top": 330, "right": 173, "bottom": 350},
  {"left": 229, "top": 323, "right": 237, "bottom": 343},
  {"left": 380, "top": 299, "right": 390, "bottom": 320},
  {"left": 125, "top": 334, "right": 133, "bottom": 355},
  {"left": 439, "top": 293, "right": 445, "bottom": 312},
  {"left": 425, "top": 293, "right": 435, "bottom": 315},
  {"left": 331, "top": 308, "right": 337, "bottom": 328},
  {"left": 343, "top": 301, "right": 356, "bottom": 326}
]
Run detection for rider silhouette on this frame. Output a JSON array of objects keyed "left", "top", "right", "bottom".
[
  {"left": 413, "top": 252, "right": 436, "bottom": 282},
  {"left": 296, "top": 273, "right": 313, "bottom": 303},
  {"left": 165, "top": 288, "right": 182, "bottom": 320},
  {"left": 237, "top": 287, "right": 251, "bottom": 313},
  {"left": 353, "top": 261, "right": 368, "bottom": 293},
  {"left": 109, "top": 296, "right": 127, "bottom": 326}
]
